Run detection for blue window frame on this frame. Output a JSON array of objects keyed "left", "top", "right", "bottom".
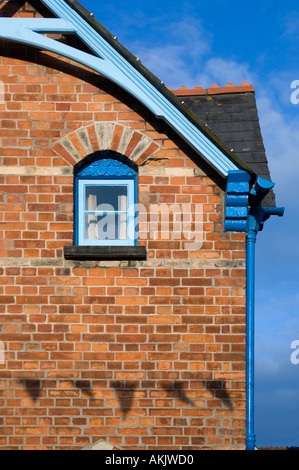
[{"left": 74, "top": 155, "right": 138, "bottom": 247}]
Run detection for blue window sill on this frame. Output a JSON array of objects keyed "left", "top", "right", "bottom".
[{"left": 64, "top": 245, "right": 147, "bottom": 261}]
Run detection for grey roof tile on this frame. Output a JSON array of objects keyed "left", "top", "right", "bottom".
[{"left": 179, "top": 92, "right": 275, "bottom": 206}]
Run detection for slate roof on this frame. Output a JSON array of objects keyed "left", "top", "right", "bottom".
[{"left": 170, "top": 85, "right": 276, "bottom": 207}]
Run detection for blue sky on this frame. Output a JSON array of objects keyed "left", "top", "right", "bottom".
[{"left": 83, "top": 0, "right": 299, "bottom": 447}]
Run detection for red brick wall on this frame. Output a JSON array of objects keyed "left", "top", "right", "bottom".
[{"left": 0, "top": 5, "right": 247, "bottom": 451}]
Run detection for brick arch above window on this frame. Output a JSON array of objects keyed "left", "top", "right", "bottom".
[{"left": 53, "top": 122, "right": 160, "bottom": 167}]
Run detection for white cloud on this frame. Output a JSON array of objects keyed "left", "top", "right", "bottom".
[
  {"left": 133, "top": 43, "right": 198, "bottom": 87},
  {"left": 130, "top": 16, "right": 212, "bottom": 89},
  {"left": 134, "top": 39, "right": 256, "bottom": 90},
  {"left": 197, "top": 57, "right": 255, "bottom": 88},
  {"left": 129, "top": 16, "right": 258, "bottom": 91}
]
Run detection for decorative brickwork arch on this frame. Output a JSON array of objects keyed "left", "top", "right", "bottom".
[{"left": 53, "top": 123, "right": 160, "bottom": 167}]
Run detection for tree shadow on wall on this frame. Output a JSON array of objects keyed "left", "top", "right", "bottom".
[
  {"left": 161, "top": 380, "right": 232, "bottom": 410},
  {"left": 111, "top": 379, "right": 232, "bottom": 418},
  {"left": 161, "top": 381, "right": 194, "bottom": 406},
  {"left": 18, "top": 378, "right": 96, "bottom": 401},
  {"left": 111, "top": 381, "right": 137, "bottom": 419},
  {"left": 75, "top": 380, "right": 95, "bottom": 398},
  {"left": 205, "top": 380, "right": 233, "bottom": 410},
  {"left": 17, "top": 377, "right": 232, "bottom": 413},
  {"left": 19, "top": 379, "right": 42, "bottom": 402}
]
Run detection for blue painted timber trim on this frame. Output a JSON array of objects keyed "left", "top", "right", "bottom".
[
  {"left": 246, "top": 217, "right": 257, "bottom": 450},
  {"left": 0, "top": 18, "right": 75, "bottom": 33},
  {"left": 0, "top": 1, "right": 240, "bottom": 178},
  {"left": 74, "top": 169, "right": 78, "bottom": 246},
  {"left": 224, "top": 170, "right": 251, "bottom": 232}
]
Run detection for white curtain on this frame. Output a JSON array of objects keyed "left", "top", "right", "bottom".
[
  {"left": 87, "top": 193, "right": 97, "bottom": 239},
  {"left": 118, "top": 194, "right": 127, "bottom": 240}
]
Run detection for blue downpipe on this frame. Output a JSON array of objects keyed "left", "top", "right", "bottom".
[{"left": 246, "top": 228, "right": 257, "bottom": 450}]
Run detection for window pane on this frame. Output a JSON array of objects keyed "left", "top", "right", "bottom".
[
  {"left": 84, "top": 212, "right": 128, "bottom": 240},
  {"left": 85, "top": 185, "right": 127, "bottom": 212},
  {"left": 78, "top": 178, "right": 135, "bottom": 246}
]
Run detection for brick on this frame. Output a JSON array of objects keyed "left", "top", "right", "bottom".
[{"left": 0, "top": 37, "right": 247, "bottom": 451}]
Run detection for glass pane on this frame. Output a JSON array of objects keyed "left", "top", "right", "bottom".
[
  {"left": 85, "top": 185, "right": 127, "bottom": 213},
  {"left": 84, "top": 212, "right": 128, "bottom": 240}
]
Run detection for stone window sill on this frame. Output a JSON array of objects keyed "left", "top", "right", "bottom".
[{"left": 63, "top": 245, "right": 147, "bottom": 261}]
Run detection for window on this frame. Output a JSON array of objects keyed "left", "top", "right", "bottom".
[{"left": 74, "top": 154, "right": 137, "bottom": 247}]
